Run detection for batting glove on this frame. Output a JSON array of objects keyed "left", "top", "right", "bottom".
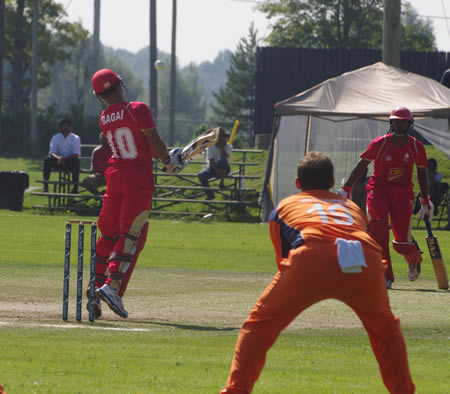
[
  {"left": 418, "top": 196, "right": 434, "bottom": 220},
  {"left": 336, "top": 184, "right": 352, "bottom": 199},
  {"left": 164, "top": 148, "right": 185, "bottom": 175}
]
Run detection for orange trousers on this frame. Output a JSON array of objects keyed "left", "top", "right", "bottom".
[{"left": 221, "top": 239, "right": 415, "bottom": 394}]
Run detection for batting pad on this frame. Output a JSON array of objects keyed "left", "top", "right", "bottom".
[{"left": 392, "top": 240, "right": 423, "bottom": 264}]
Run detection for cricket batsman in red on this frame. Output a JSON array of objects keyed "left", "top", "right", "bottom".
[
  {"left": 338, "top": 107, "right": 433, "bottom": 288},
  {"left": 221, "top": 152, "right": 415, "bottom": 393},
  {"left": 89, "top": 68, "right": 183, "bottom": 318}
]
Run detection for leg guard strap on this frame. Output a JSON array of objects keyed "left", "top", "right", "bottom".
[
  {"left": 101, "top": 234, "right": 119, "bottom": 242},
  {"left": 109, "top": 252, "right": 132, "bottom": 262},
  {"left": 121, "top": 233, "right": 138, "bottom": 241}
]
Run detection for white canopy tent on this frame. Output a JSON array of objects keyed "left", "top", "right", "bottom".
[{"left": 261, "top": 62, "right": 450, "bottom": 220}]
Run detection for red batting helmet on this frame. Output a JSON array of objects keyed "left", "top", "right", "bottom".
[
  {"left": 91, "top": 69, "right": 120, "bottom": 94},
  {"left": 389, "top": 106, "right": 413, "bottom": 121}
]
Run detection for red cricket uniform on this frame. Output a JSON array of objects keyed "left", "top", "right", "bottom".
[
  {"left": 94, "top": 101, "right": 156, "bottom": 296},
  {"left": 361, "top": 134, "right": 427, "bottom": 281},
  {"left": 91, "top": 144, "right": 111, "bottom": 174},
  {"left": 221, "top": 190, "right": 415, "bottom": 394}
]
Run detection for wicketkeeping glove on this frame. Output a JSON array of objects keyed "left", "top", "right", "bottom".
[
  {"left": 336, "top": 184, "right": 352, "bottom": 199},
  {"left": 163, "top": 148, "right": 185, "bottom": 175},
  {"left": 418, "top": 196, "right": 434, "bottom": 220}
]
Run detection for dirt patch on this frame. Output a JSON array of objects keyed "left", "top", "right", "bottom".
[{"left": 1, "top": 270, "right": 448, "bottom": 332}]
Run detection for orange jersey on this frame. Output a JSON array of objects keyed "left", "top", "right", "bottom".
[{"left": 269, "top": 189, "right": 381, "bottom": 268}]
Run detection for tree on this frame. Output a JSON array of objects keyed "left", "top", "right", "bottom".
[
  {"left": 193, "top": 50, "right": 232, "bottom": 107},
  {"left": 3, "top": 0, "right": 88, "bottom": 152},
  {"left": 258, "top": 0, "right": 436, "bottom": 51},
  {"left": 211, "top": 24, "right": 258, "bottom": 147},
  {"left": 38, "top": 43, "right": 145, "bottom": 147},
  {"left": 158, "top": 62, "right": 207, "bottom": 145},
  {"left": 401, "top": 3, "right": 436, "bottom": 51}
]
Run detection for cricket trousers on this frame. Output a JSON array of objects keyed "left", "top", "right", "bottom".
[
  {"left": 221, "top": 239, "right": 415, "bottom": 394},
  {"left": 94, "top": 166, "right": 153, "bottom": 296},
  {"left": 367, "top": 182, "right": 415, "bottom": 282}
]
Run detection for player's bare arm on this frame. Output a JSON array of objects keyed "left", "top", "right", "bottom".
[
  {"left": 50, "top": 152, "right": 62, "bottom": 160},
  {"left": 142, "top": 127, "right": 170, "bottom": 163},
  {"left": 344, "top": 159, "right": 370, "bottom": 188}
]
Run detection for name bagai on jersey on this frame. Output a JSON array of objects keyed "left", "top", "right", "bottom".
[{"left": 101, "top": 110, "right": 124, "bottom": 125}]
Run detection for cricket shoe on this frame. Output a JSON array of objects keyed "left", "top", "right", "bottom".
[
  {"left": 85, "top": 287, "right": 102, "bottom": 319},
  {"left": 407, "top": 263, "right": 420, "bottom": 281},
  {"left": 96, "top": 284, "right": 128, "bottom": 318}
]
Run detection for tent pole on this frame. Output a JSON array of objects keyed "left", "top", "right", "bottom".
[
  {"left": 305, "top": 115, "right": 312, "bottom": 155},
  {"left": 259, "top": 114, "right": 281, "bottom": 222}
]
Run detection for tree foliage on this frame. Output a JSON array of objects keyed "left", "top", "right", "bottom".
[
  {"left": 401, "top": 3, "right": 436, "bottom": 51},
  {"left": 193, "top": 50, "right": 232, "bottom": 107},
  {"left": 4, "top": 0, "right": 88, "bottom": 105},
  {"left": 258, "top": 0, "right": 436, "bottom": 51},
  {"left": 107, "top": 48, "right": 207, "bottom": 145},
  {"left": 157, "top": 62, "right": 207, "bottom": 145},
  {"left": 2, "top": 0, "right": 88, "bottom": 152},
  {"left": 38, "top": 43, "right": 145, "bottom": 148},
  {"left": 210, "top": 24, "right": 258, "bottom": 147}
]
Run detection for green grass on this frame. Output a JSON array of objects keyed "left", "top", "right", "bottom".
[
  {"left": 0, "top": 147, "right": 449, "bottom": 392},
  {"left": 0, "top": 212, "right": 449, "bottom": 393}
]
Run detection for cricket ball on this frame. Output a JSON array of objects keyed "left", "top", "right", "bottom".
[{"left": 154, "top": 60, "right": 166, "bottom": 71}]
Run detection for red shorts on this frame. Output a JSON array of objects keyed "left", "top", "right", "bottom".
[
  {"left": 366, "top": 182, "right": 414, "bottom": 242},
  {"left": 99, "top": 166, "right": 153, "bottom": 239}
]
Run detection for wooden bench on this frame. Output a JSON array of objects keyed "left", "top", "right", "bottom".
[
  {"left": 33, "top": 163, "right": 103, "bottom": 212},
  {"left": 31, "top": 191, "right": 102, "bottom": 213},
  {"left": 32, "top": 145, "right": 263, "bottom": 218}
]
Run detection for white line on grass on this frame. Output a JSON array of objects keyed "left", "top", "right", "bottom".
[{"left": 0, "top": 321, "right": 150, "bottom": 332}]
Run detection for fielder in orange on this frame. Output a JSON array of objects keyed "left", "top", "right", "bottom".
[{"left": 221, "top": 152, "right": 415, "bottom": 394}]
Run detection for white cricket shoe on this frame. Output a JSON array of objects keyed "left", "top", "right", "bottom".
[
  {"left": 96, "top": 284, "right": 128, "bottom": 318},
  {"left": 407, "top": 264, "right": 420, "bottom": 281},
  {"left": 85, "top": 287, "right": 102, "bottom": 319}
]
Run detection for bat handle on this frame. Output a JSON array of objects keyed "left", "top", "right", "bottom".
[{"left": 423, "top": 214, "right": 433, "bottom": 237}]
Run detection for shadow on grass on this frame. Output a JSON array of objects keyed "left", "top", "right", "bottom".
[
  {"left": 391, "top": 287, "right": 449, "bottom": 294},
  {"left": 137, "top": 320, "right": 238, "bottom": 332}
]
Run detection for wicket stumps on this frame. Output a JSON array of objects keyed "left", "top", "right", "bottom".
[{"left": 62, "top": 220, "right": 97, "bottom": 323}]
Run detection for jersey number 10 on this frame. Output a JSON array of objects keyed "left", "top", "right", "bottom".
[{"left": 106, "top": 128, "right": 138, "bottom": 159}]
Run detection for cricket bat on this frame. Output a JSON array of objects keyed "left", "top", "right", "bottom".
[
  {"left": 229, "top": 120, "right": 239, "bottom": 145},
  {"left": 179, "top": 127, "right": 221, "bottom": 163},
  {"left": 424, "top": 215, "right": 449, "bottom": 290}
]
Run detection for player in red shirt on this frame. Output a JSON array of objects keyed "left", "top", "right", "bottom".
[
  {"left": 338, "top": 107, "right": 433, "bottom": 288},
  {"left": 221, "top": 152, "right": 415, "bottom": 394},
  {"left": 89, "top": 68, "right": 182, "bottom": 318},
  {"left": 81, "top": 133, "right": 111, "bottom": 195}
]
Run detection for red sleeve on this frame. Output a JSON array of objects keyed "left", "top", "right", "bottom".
[
  {"left": 360, "top": 137, "right": 383, "bottom": 161},
  {"left": 132, "top": 102, "right": 156, "bottom": 130},
  {"left": 415, "top": 140, "right": 428, "bottom": 168}
]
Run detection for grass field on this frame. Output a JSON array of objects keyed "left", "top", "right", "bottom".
[{"left": 0, "top": 212, "right": 449, "bottom": 393}]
